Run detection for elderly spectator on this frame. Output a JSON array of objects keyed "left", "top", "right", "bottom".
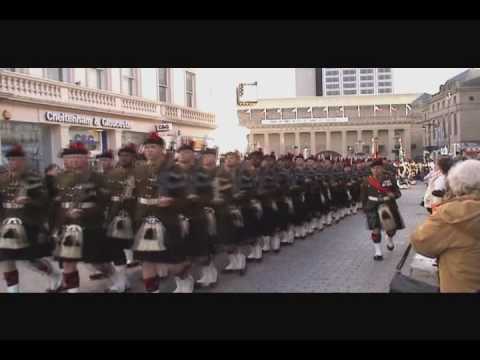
[
  {"left": 423, "top": 156, "right": 453, "bottom": 214},
  {"left": 410, "top": 159, "right": 480, "bottom": 293}
]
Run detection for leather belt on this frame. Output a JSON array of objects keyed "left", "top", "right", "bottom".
[
  {"left": 138, "top": 197, "right": 160, "bottom": 206},
  {"left": 61, "top": 202, "right": 96, "bottom": 209},
  {"left": 2, "top": 202, "right": 24, "bottom": 209},
  {"left": 368, "top": 196, "right": 389, "bottom": 202}
]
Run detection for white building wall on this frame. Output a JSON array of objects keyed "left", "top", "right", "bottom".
[
  {"left": 172, "top": 68, "right": 186, "bottom": 107},
  {"left": 295, "top": 68, "right": 316, "bottom": 96},
  {"left": 139, "top": 68, "right": 157, "bottom": 101},
  {"left": 73, "top": 68, "right": 86, "bottom": 85},
  {"left": 110, "top": 68, "right": 121, "bottom": 93}
]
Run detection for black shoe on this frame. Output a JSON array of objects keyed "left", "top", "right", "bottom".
[
  {"left": 387, "top": 245, "right": 394, "bottom": 251},
  {"left": 373, "top": 255, "right": 383, "bottom": 261}
]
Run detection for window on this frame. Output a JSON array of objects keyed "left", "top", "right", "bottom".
[
  {"left": 326, "top": 90, "right": 340, "bottom": 96},
  {"left": 157, "top": 68, "right": 170, "bottom": 102},
  {"left": 45, "top": 68, "right": 70, "bottom": 82},
  {"left": 325, "top": 70, "right": 339, "bottom": 76},
  {"left": 360, "top": 69, "right": 373, "bottom": 74},
  {"left": 361, "top": 89, "right": 374, "bottom": 94},
  {"left": 377, "top": 68, "right": 391, "bottom": 73},
  {"left": 122, "top": 68, "right": 138, "bottom": 96},
  {"left": 343, "top": 83, "right": 356, "bottom": 88},
  {"left": 360, "top": 82, "right": 374, "bottom": 88},
  {"left": 378, "top": 81, "right": 392, "bottom": 87},
  {"left": 343, "top": 70, "right": 356, "bottom": 75},
  {"left": 360, "top": 75, "right": 373, "bottom": 81},
  {"left": 2, "top": 68, "right": 26, "bottom": 73},
  {"left": 453, "top": 114, "right": 458, "bottom": 135},
  {"left": 326, "top": 84, "right": 340, "bottom": 89},
  {"left": 86, "top": 68, "right": 107, "bottom": 90},
  {"left": 469, "top": 96, "right": 475, "bottom": 101},
  {"left": 186, "top": 71, "right": 196, "bottom": 108},
  {"left": 343, "top": 76, "right": 356, "bottom": 82},
  {"left": 344, "top": 90, "right": 357, "bottom": 95},
  {"left": 378, "top": 74, "right": 391, "bottom": 80},
  {"left": 442, "top": 100, "right": 445, "bottom": 108},
  {"left": 378, "top": 88, "right": 392, "bottom": 93},
  {"left": 325, "top": 77, "right": 339, "bottom": 83}
]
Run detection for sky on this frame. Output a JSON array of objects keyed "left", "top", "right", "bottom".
[{"left": 197, "top": 68, "right": 468, "bottom": 153}]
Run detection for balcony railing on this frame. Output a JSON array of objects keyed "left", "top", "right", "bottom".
[{"left": 0, "top": 70, "right": 215, "bottom": 129}]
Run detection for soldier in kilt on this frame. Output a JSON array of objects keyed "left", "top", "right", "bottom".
[
  {"left": 361, "top": 159, "right": 405, "bottom": 261},
  {"left": 100, "top": 144, "right": 138, "bottom": 292},
  {"left": 291, "top": 155, "right": 309, "bottom": 239},
  {"left": 275, "top": 156, "right": 295, "bottom": 246},
  {"left": 257, "top": 154, "right": 281, "bottom": 252},
  {"left": 132, "top": 133, "right": 194, "bottom": 293},
  {"left": 0, "top": 144, "right": 62, "bottom": 293},
  {"left": 49, "top": 142, "right": 110, "bottom": 292},
  {"left": 176, "top": 143, "right": 218, "bottom": 290}
]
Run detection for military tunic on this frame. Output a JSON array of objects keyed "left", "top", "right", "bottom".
[{"left": 0, "top": 170, "right": 52, "bottom": 261}]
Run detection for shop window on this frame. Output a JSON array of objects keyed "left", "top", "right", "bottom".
[{"left": 69, "top": 128, "right": 101, "bottom": 152}]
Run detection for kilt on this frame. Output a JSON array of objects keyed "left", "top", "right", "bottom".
[
  {"left": 292, "top": 194, "right": 308, "bottom": 225},
  {"left": 0, "top": 223, "right": 53, "bottom": 262},
  {"left": 365, "top": 200, "right": 406, "bottom": 231},
  {"left": 259, "top": 200, "right": 278, "bottom": 236},
  {"left": 132, "top": 206, "right": 188, "bottom": 264},
  {"left": 104, "top": 237, "right": 133, "bottom": 264},
  {"left": 240, "top": 203, "right": 263, "bottom": 241},
  {"left": 183, "top": 209, "right": 211, "bottom": 258},
  {"left": 213, "top": 204, "right": 244, "bottom": 246},
  {"left": 276, "top": 199, "right": 292, "bottom": 231}
]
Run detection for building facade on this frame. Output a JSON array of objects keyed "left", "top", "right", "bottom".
[
  {"left": 238, "top": 93, "right": 424, "bottom": 160},
  {"left": 0, "top": 68, "right": 216, "bottom": 170},
  {"left": 291, "top": 68, "right": 394, "bottom": 97},
  {"left": 419, "top": 68, "right": 480, "bottom": 158},
  {"left": 322, "top": 68, "right": 394, "bottom": 96}
]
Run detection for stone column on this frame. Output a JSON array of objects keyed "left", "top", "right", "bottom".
[
  {"left": 295, "top": 131, "right": 300, "bottom": 150},
  {"left": 310, "top": 131, "right": 316, "bottom": 155},
  {"left": 388, "top": 128, "right": 396, "bottom": 160},
  {"left": 341, "top": 130, "right": 346, "bottom": 157},
  {"left": 264, "top": 133, "right": 269, "bottom": 154},
  {"left": 326, "top": 131, "right": 331, "bottom": 151},
  {"left": 280, "top": 132, "right": 285, "bottom": 155}
]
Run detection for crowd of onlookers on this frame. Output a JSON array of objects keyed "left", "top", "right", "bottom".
[{"left": 411, "top": 154, "right": 480, "bottom": 293}]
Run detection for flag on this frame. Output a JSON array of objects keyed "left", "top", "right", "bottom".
[
  {"left": 357, "top": 105, "right": 361, "bottom": 117},
  {"left": 374, "top": 105, "right": 382, "bottom": 112},
  {"left": 406, "top": 104, "right": 412, "bottom": 116},
  {"left": 390, "top": 105, "right": 397, "bottom": 113},
  {"left": 339, "top": 106, "right": 345, "bottom": 117},
  {"left": 245, "top": 109, "right": 251, "bottom": 114},
  {"left": 291, "top": 108, "right": 297, "bottom": 113},
  {"left": 323, "top": 107, "right": 329, "bottom": 117},
  {"left": 307, "top": 107, "right": 312, "bottom": 112}
]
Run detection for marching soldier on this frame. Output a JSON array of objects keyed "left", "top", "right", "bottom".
[
  {"left": 215, "top": 151, "right": 247, "bottom": 274},
  {"left": 132, "top": 132, "right": 192, "bottom": 293},
  {"left": 49, "top": 142, "right": 110, "bottom": 292},
  {"left": 0, "top": 144, "right": 62, "bottom": 293},
  {"left": 361, "top": 158, "right": 405, "bottom": 261},
  {"left": 257, "top": 154, "right": 281, "bottom": 252},
  {"left": 291, "top": 155, "right": 309, "bottom": 239},
  {"left": 175, "top": 143, "right": 218, "bottom": 289},
  {"left": 87, "top": 150, "right": 117, "bottom": 282},
  {"left": 101, "top": 144, "right": 138, "bottom": 292}
]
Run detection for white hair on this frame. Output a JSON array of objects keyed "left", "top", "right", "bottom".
[{"left": 447, "top": 159, "right": 480, "bottom": 196}]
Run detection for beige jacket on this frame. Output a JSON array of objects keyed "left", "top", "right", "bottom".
[{"left": 410, "top": 195, "right": 480, "bottom": 293}]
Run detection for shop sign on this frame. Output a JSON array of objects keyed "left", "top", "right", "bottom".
[{"left": 45, "top": 111, "right": 131, "bottom": 129}]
